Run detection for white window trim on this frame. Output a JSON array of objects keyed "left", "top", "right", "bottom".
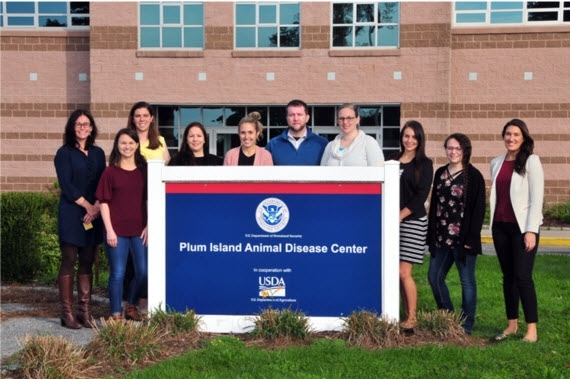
[
  {"left": 453, "top": 1, "right": 570, "bottom": 27},
  {"left": 330, "top": 1, "right": 400, "bottom": 49},
  {"left": 0, "top": 1, "right": 89, "bottom": 29},
  {"left": 234, "top": 2, "right": 301, "bottom": 50},
  {"left": 139, "top": 2, "right": 204, "bottom": 50}
]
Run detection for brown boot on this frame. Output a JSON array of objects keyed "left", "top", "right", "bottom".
[
  {"left": 125, "top": 304, "right": 143, "bottom": 321},
  {"left": 58, "top": 275, "right": 82, "bottom": 329},
  {"left": 76, "top": 274, "right": 95, "bottom": 328}
]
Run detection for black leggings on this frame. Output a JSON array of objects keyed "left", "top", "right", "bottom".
[
  {"left": 492, "top": 222, "right": 539, "bottom": 323},
  {"left": 59, "top": 243, "right": 96, "bottom": 276}
]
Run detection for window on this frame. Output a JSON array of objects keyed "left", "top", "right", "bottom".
[
  {"left": 332, "top": 2, "right": 400, "bottom": 48},
  {"left": 454, "top": 1, "right": 570, "bottom": 25},
  {"left": 235, "top": 2, "right": 300, "bottom": 48},
  {"left": 154, "top": 104, "right": 400, "bottom": 159},
  {"left": 139, "top": 2, "right": 204, "bottom": 48},
  {"left": 0, "top": 1, "right": 89, "bottom": 28}
]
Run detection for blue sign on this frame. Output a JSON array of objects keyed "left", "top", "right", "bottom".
[{"left": 164, "top": 182, "right": 382, "bottom": 317}]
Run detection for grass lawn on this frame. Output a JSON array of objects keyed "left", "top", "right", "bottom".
[{"left": 124, "top": 254, "right": 570, "bottom": 379}]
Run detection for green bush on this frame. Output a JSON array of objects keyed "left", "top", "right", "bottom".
[
  {"left": 0, "top": 192, "right": 58, "bottom": 282},
  {"left": 544, "top": 200, "right": 570, "bottom": 224}
]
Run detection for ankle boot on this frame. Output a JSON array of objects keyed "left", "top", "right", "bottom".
[
  {"left": 76, "top": 274, "right": 95, "bottom": 328},
  {"left": 58, "top": 275, "right": 82, "bottom": 329}
]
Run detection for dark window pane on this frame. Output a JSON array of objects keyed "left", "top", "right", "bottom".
[
  {"left": 332, "top": 26, "right": 352, "bottom": 46},
  {"left": 383, "top": 128, "right": 401, "bottom": 148},
  {"left": 226, "top": 107, "right": 246, "bottom": 127},
  {"left": 269, "top": 128, "right": 286, "bottom": 139},
  {"left": 359, "top": 107, "right": 381, "bottom": 126},
  {"left": 312, "top": 106, "right": 336, "bottom": 126},
  {"left": 356, "top": 4, "right": 374, "bottom": 22},
  {"left": 528, "top": 11, "right": 558, "bottom": 21},
  {"left": 157, "top": 106, "right": 178, "bottom": 127},
  {"left": 40, "top": 16, "right": 67, "bottom": 26},
  {"left": 279, "top": 26, "right": 299, "bottom": 47},
  {"left": 383, "top": 106, "right": 401, "bottom": 126},
  {"left": 159, "top": 127, "right": 177, "bottom": 148},
  {"left": 71, "top": 16, "right": 89, "bottom": 26},
  {"left": 526, "top": 2, "right": 560, "bottom": 9},
  {"left": 565, "top": 10, "right": 570, "bottom": 21},
  {"left": 333, "top": 3, "right": 353, "bottom": 24},
  {"left": 268, "top": 107, "right": 287, "bottom": 127},
  {"left": 70, "top": 2, "right": 89, "bottom": 14}
]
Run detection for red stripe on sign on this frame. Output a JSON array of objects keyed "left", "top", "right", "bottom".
[{"left": 166, "top": 182, "right": 382, "bottom": 194}]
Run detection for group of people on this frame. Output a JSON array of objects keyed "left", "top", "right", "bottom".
[
  {"left": 396, "top": 118, "right": 542, "bottom": 345},
  {"left": 54, "top": 102, "right": 168, "bottom": 327},
  {"left": 55, "top": 100, "right": 543, "bottom": 344}
]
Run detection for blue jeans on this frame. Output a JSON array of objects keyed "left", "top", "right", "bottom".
[
  {"left": 428, "top": 247, "right": 477, "bottom": 334},
  {"left": 106, "top": 235, "right": 148, "bottom": 315}
]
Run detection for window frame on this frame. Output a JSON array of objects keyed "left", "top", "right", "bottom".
[
  {"left": 234, "top": 2, "right": 301, "bottom": 49},
  {"left": 330, "top": 1, "right": 400, "bottom": 49},
  {"left": 0, "top": 1, "right": 89, "bottom": 29},
  {"left": 453, "top": 1, "right": 570, "bottom": 26},
  {"left": 139, "top": 1, "right": 205, "bottom": 50}
]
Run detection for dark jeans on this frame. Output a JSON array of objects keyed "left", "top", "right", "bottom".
[
  {"left": 492, "top": 222, "right": 539, "bottom": 323},
  {"left": 428, "top": 247, "right": 477, "bottom": 334}
]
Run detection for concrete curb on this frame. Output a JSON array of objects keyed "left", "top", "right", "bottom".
[
  {"left": 481, "top": 226, "right": 570, "bottom": 247},
  {"left": 481, "top": 236, "right": 570, "bottom": 247}
]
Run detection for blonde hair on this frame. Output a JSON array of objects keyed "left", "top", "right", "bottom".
[{"left": 238, "top": 111, "right": 264, "bottom": 140}]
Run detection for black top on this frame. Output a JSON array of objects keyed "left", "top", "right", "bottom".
[
  {"left": 169, "top": 152, "right": 223, "bottom": 166},
  {"left": 393, "top": 156, "right": 434, "bottom": 221},
  {"left": 238, "top": 149, "right": 255, "bottom": 166},
  {"left": 427, "top": 164, "right": 486, "bottom": 256}
]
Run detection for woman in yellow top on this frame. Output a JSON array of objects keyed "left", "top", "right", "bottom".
[{"left": 127, "top": 101, "right": 170, "bottom": 164}]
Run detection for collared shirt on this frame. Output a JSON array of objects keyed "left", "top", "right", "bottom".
[{"left": 287, "top": 129, "right": 307, "bottom": 150}]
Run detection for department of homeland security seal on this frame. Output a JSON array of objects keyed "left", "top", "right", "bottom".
[{"left": 255, "top": 197, "right": 290, "bottom": 233}]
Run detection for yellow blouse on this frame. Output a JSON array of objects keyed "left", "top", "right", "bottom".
[{"left": 140, "top": 136, "right": 167, "bottom": 161}]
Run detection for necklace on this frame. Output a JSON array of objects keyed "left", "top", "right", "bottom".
[{"left": 445, "top": 167, "right": 463, "bottom": 186}]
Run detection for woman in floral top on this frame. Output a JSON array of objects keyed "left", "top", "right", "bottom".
[{"left": 427, "top": 133, "right": 486, "bottom": 335}]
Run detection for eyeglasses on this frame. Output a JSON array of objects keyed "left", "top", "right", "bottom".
[
  {"left": 446, "top": 146, "right": 463, "bottom": 152},
  {"left": 337, "top": 116, "right": 357, "bottom": 123},
  {"left": 74, "top": 122, "right": 91, "bottom": 128}
]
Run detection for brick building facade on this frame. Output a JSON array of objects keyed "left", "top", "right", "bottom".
[{"left": 1, "top": 2, "right": 569, "bottom": 203}]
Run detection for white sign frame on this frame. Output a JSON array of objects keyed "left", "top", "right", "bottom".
[{"left": 147, "top": 161, "right": 401, "bottom": 333}]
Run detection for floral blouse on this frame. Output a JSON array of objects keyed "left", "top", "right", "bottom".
[{"left": 434, "top": 168, "right": 465, "bottom": 248}]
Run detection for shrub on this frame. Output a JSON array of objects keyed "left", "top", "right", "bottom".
[
  {"left": 18, "top": 334, "right": 97, "bottom": 379},
  {"left": 149, "top": 307, "right": 201, "bottom": 335},
  {"left": 249, "top": 306, "right": 311, "bottom": 340},
  {"left": 1, "top": 192, "right": 58, "bottom": 282},
  {"left": 90, "top": 318, "right": 165, "bottom": 367},
  {"left": 544, "top": 200, "right": 570, "bottom": 224},
  {"left": 416, "top": 309, "right": 466, "bottom": 339},
  {"left": 342, "top": 310, "right": 401, "bottom": 349}
]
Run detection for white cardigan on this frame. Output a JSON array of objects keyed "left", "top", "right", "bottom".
[
  {"left": 489, "top": 153, "right": 544, "bottom": 233},
  {"left": 320, "top": 130, "right": 384, "bottom": 167}
]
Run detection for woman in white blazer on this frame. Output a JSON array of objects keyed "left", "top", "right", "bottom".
[{"left": 489, "top": 119, "right": 544, "bottom": 343}]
